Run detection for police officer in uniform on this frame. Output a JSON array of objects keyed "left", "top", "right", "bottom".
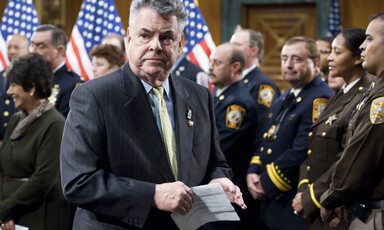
[
  {"left": 247, "top": 36, "right": 333, "bottom": 230},
  {"left": 0, "top": 34, "right": 29, "bottom": 145},
  {"left": 293, "top": 28, "right": 371, "bottom": 230},
  {"left": 320, "top": 13, "right": 384, "bottom": 230},
  {"left": 204, "top": 43, "right": 258, "bottom": 229},
  {"left": 172, "top": 29, "right": 209, "bottom": 88},
  {"left": 230, "top": 27, "right": 281, "bottom": 139},
  {"left": 31, "top": 25, "right": 83, "bottom": 118}
]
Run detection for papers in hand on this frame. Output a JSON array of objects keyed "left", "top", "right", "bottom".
[{"left": 171, "top": 183, "right": 239, "bottom": 230}]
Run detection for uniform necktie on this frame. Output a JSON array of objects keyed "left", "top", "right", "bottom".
[
  {"left": 152, "top": 86, "right": 178, "bottom": 179},
  {"left": 266, "top": 93, "right": 295, "bottom": 140}
]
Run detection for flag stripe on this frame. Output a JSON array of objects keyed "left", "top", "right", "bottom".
[
  {"left": 69, "top": 36, "right": 87, "bottom": 79},
  {"left": 65, "top": 0, "right": 125, "bottom": 81}
]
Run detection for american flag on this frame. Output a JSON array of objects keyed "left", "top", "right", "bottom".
[
  {"left": 0, "top": 0, "right": 40, "bottom": 71},
  {"left": 182, "top": 0, "right": 215, "bottom": 73},
  {"left": 66, "top": 0, "right": 125, "bottom": 81},
  {"left": 327, "top": 0, "right": 342, "bottom": 37}
]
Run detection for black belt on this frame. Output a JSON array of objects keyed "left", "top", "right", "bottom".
[
  {"left": 348, "top": 201, "right": 383, "bottom": 222},
  {"left": 2, "top": 176, "right": 29, "bottom": 182}
]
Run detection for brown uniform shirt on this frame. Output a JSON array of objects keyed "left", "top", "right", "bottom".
[
  {"left": 297, "top": 75, "right": 371, "bottom": 229},
  {"left": 320, "top": 72, "right": 384, "bottom": 209}
]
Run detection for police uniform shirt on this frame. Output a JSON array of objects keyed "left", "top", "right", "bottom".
[
  {"left": 242, "top": 65, "right": 281, "bottom": 139},
  {"left": 297, "top": 75, "right": 371, "bottom": 227},
  {"left": 49, "top": 63, "right": 83, "bottom": 118},
  {"left": 0, "top": 70, "right": 16, "bottom": 140},
  {"left": 320, "top": 72, "right": 384, "bottom": 209},
  {"left": 247, "top": 75, "right": 333, "bottom": 230}
]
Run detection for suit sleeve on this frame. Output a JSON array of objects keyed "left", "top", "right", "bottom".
[{"left": 60, "top": 85, "right": 154, "bottom": 228}]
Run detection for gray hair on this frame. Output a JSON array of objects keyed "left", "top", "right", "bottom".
[
  {"left": 129, "top": 0, "right": 188, "bottom": 35},
  {"left": 35, "top": 24, "right": 68, "bottom": 50},
  {"left": 234, "top": 26, "right": 265, "bottom": 63}
]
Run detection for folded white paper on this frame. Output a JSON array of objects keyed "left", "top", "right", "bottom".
[{"left": 171, "top": 183, "right": 239, "bottom": 230}]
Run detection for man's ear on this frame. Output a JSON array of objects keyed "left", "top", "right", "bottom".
[
  {"left": 126, "top": 27, "right": 132, "bottom": 46},
  {"left": 57, "top": 45, "right": 66, "bottom": 57},
  {"left": 354, "top": 56, "right": 363, "bottom": 66}
]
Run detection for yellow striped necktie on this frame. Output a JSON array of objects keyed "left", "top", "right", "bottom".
[{"left": 152, "top": 86, "right": 178, "bottom": 179}]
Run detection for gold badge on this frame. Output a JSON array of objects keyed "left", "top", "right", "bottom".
[
  {"left": 225, "top": 105, "right": 246, "bottom": 129},
  {"left": 49, "top": 84, "right": 60, "bottom": 106},
  {"left": 258, "top": 84, "right": 275, "bottom": 107},
  {"left": 267, "top": 125, "right": 276, "bottom": 138},
  {"left": 370, "top": 97, "right": 384, "bottom": 124},
  {"left": 313, "top": 98, "right": 328, "bottom": 123},
  {"left": 325, "top": 114, "right": 337, "bottom": 125}
]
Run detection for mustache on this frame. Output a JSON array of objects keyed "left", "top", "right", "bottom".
[{"left": 208, "top": 72, "right": 215, "bottom": 77}]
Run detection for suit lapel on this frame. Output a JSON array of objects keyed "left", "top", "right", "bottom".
[
  {"left": 170, "top": 76, "right": 194, "bottom": 182},
  {"left": 121, "top": 64, "right": 175, "bottom": 181}
]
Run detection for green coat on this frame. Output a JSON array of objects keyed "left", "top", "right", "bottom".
[{"left": 0, "top": 108, "right": 70, "bottom": 230}]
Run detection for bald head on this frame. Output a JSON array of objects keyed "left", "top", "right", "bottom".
[{"left": 7, "top": 34, "right": 29, "bottom": 62}]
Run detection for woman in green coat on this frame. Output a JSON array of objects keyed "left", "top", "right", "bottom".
[{"left": 0, "top": 53, "right": 70, "bottom": 230}]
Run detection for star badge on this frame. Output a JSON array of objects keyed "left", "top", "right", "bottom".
[{"left": 325, "top": 114, "right": 337, "bottom": 125}]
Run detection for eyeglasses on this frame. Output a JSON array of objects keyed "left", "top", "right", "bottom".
[{"left": 209, "top": 59, "right": 230, "bottom": 67}]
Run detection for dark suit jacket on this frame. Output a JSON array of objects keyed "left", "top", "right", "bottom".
[{"left": 60, "top": 62, "right": 232, "bottom": 230}]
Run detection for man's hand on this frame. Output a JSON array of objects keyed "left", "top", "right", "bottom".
[
  {"left": 292, "top": 192, "right": 307, "bottom": 218},
  {"left": 209, "top": 178, "right": 247, "bottom": 210},
  {"left": 329, "top": 206, "right": 349, "bottom": 227},
  {"left": 153, "top": 181, "right": 194, "bottom": 215},
  {"left": 246, "top": 173, "right": 266, "bottom": 200}
]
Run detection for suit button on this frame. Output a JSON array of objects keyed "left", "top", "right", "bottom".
[
  {"left": 263, "top": 132, "right": 268, "bottom": 138},
  {"left": 267, "top": 148, "right": 272, "bottom": 154},
  {"left": 273, "top": 135, "right": 277, "bottom": 140},
  {"left": 260, "top": 147, "right": 264, "bottom": 152},
  {"left": 322, "top": 132, "right": 326, "bottom": 136},
  {"left": 307, "top": 149, "right": 312, "bottom": 155},
  {"left": 3, "top": 123, "right": 7, "bottom": 127},
  {"left": 5, "top": 99, "right": 10, "bottom": 105},
  {"left": 3, "top": 111, "right": 9, "bottom": 117},
  {"left": 308, "top": 132, "right": 313, "bottom": 136},
  {"left": 306, "top": 166, "right": 310, "bottom": 171},
  {"left": 244, "top": 79, "right": 249, "bottom": 84}
]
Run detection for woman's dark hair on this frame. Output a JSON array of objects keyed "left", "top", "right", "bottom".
[
  {"left": 6, "top": 53, "right": 53, "bottom": 99},
  {"left": 341, "top": 28, "right": 366, "bottom": 57}
]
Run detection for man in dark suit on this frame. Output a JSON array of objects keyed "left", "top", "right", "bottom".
[
  {"left": 0, "top": 34, "right": 29, "bottom": 145},
  {"left": 60, "top": 1, "right": 246, "bottom": 230},
  {"left": 31, "top": 24, "right": 83, "bottom": 118},
  {"left": 230, "top": 27, "right": 281, "bottom": 139},
  {"left": 246, "top": 36, "right": 334, "bottom": 230}
]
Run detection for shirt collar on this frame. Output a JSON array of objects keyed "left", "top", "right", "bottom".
[
  {"left": 342, "top": 78, "right": 360, "bottom": 94},
  {"left": 53, "top": 61, "right": 66, "bottom": 73},
  {"left": 242, "top": 64, "right": 257, "bottom": 78},
  {"left": 140, "top": 77, "right": 171, "bottom": 99}
]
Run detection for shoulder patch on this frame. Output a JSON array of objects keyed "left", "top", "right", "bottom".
[
  {"left": 370, "top": 97, "right": 384, "bottom": 124},
  {"left": 196, "top": 71, "right": 209, "bottom": 88},
  {"left": 225, "top": 105, "right": 246, "bottom": 130},
  {"left": 258, "top": 84, "right": 275, "bottom": 107},
  {"left": 312, "top": 98, "right": 328, "bottom": 123}
]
